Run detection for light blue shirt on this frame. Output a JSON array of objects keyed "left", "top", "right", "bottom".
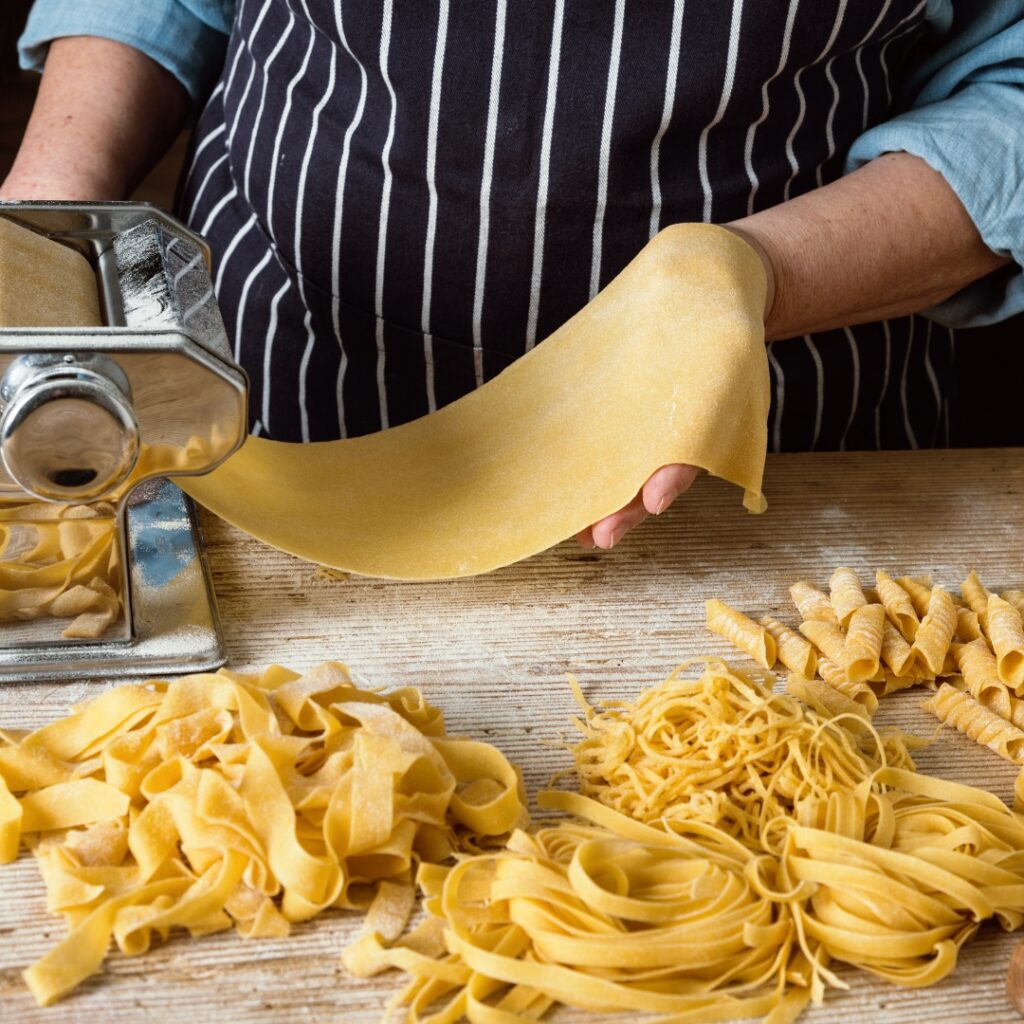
[{"left": 18, "top": 0, "right": 1024, "bottom": 328}]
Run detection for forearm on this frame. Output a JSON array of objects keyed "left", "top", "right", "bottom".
[
  {"left": 728, "top": 152, "right": 1010, "bottom": 342},
  {"left": 0, "top": 36, "right": 189, "bottom": 201}
]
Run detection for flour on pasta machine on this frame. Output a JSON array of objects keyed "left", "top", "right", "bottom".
[{"left": 0, "top": 202, "right": 247, "bottom": 681}]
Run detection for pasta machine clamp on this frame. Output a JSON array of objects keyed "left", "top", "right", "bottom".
[{"left": 0, "top": 201, "right": 248, "bottom": 682}]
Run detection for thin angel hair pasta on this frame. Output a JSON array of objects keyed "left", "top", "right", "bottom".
[
  {"left": 987, "top": 593, "right": 1024, "bottom": 691},
  {"left": 911, "top": 587, "right": 957, "bottom": 677},
  {"left": 705, "top": 599, "right": 776, "bottom": 669},
  {"left": 830, "top": 567, "right": 867, "bottom": 628},
  {"left": 761, "top": 615, "right": 817, "bottom": 677},
  {"left": 922, "top": 682, "right": 1024, "bottom": 764},
  {"left": 842, "top": 604, "right": 885, "bottom": 683},
  {"left": 875, "top": 570, "right": 919, "bottom": 641},
  {"left": 790, "top": 581, "right": 838, "bottom": 625},
  {"left": 568, "top": 659, "right": 892, "bottom": 846}
]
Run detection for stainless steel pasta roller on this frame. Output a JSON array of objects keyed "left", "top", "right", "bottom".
[{"left": 0, "top": 201, "right": 248, "bottom": 681}]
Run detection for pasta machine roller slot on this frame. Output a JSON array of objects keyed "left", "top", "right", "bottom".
[{"left": 0, "top": 201, "right": 248, "bottom": 682}]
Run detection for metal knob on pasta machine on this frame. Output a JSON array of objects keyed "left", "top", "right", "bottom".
[{"left": 0, "top": 202, "right": 249, "bottom": 682}]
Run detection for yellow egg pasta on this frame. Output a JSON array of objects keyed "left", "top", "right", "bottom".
[
  {"left": 789, "top": 581, "right": 838, "bottom": 625},
  {"left": 0, "top": 502, "right": 122, "bottom": 638},
  {"left": 761, "top": 615, "right": 817, "bottom": 678},
  {"left": 1002, "top": 590, "right": 1024, "bottom": 618},
  {"left": 842, "top": 604, "right": 885, "bottom": 683},
  {"left": 952, "top": 639, "right": 1021, "bottom": 724},
  {"left": 370, "top": 662, "right": 1024, "bottom": 1024},
  {"left": 922, "top": 682, "right": 1024, "bottom": 764},
  {"left": 880, "top": 619, "right": 916, "bottom": 677},
  {"left": 798, "top": 619, "right": 847, "bottom": 664},
  {"left": 961, "top": 569, "right": 991, "bottom": 618},
  {"left": 987, "top": 593, "right": 1024, "bottom": 692},
  {"left": 705, "top": 599, "right": 776, "bottom": 669},
  {"left": 829, "top": 567, "right": 867, "bottom": 628},
  {"left": 786, "top": 673, "right": 871, "bottom": 731},
  {"left": 896, "top": 576, "right": 933, "bottom": 618},
  {"left": 875, "top": 570, "right": 919, "bottom": 641},
  {"left": 0, "top": 663, "right": 527, "bottom": 1006},
  {"left": 817, "top": 657, "right": 879, "bottom": 713},
  {"left": 954, "top": 607, "right": 983, "bottom": 642},
  {"left": 911, "top": 587, "right": 957, "bottom": 677}
]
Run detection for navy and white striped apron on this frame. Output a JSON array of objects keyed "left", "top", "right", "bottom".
[{"left": 181, "top": 0, "right": 951, "bottom": 453}]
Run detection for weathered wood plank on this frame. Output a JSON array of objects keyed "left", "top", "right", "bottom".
[{"left": 1, "top": 449, "right": 1023, "bottom": 1022}]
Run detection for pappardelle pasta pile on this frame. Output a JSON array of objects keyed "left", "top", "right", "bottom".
[
  {"left": 0, "top": 501, "right": 122, "bottom": 639},
  {"left": 0, "top": 661, "right": 526, "bottom": 1006},
  {"left": 705, "top": 567, "right": 1024, "bottom": 768},
  {"left": 363, "top": 660, "right": 1024, "bottom": 1024}
]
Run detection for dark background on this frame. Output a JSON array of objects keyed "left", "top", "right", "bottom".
[{"left": 2, "top": 0, "right": 1021, "bottom": 446}]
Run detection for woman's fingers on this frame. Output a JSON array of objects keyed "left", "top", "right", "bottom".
[
  {"left": 589, "top": 491, "right": 649, "bottom": 550},
  {"left": 577, "top": 464, "right": 699, "bottom": 550},
  {"left": 641, "top": 463, "right": 699, "bottom": 515}
]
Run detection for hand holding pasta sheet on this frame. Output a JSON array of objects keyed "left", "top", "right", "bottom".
[{"left": 181, "top": 225, "right": 770, "bottom": 579}]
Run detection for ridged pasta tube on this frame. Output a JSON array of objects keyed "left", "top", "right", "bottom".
[
  {"left": 789, "top": 581, "right": 838, "bottom": 625},
  {"left": 922, "top": 683, "right": 1024, "bottom": 764},
  {"left": 987, "top": 593, "right": 1024, "bottom": 692},
  {"left": 880, "top": 619, "right": 915, "bottom": 677},
  {"left": 761, "top": 615, "right": 817, "bottom": 677},
  {"left": 799, "top": 620, "right": 846, "bottom": 664},
  {"left": 830, "top": 567, "right": 867, "bottom": 628},
  {"left": 875, "top": 570, "right": 919, "bottom": 642},
  {"left": 705, "top": 599, "right": 776, "bottom": 669},
  {"left": 842, "top": 604, "right": 885, "bottom": 683},
  {"left": 896, "top": 576, "right": 933, "bottom": 618},
  {"left": 911, "top": 587, "right": 956, "bottom": 677}
]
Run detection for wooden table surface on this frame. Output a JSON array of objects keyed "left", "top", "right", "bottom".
[{"left": 1, "top": 448, "right": 1023, "bottom": 1024}]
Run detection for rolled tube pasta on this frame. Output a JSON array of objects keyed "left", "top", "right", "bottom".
[
  {"left": 761, "top": 615, "right": 817, "bottom": 678},
  {"left": 923, "top": 683, "right": 1024, "bottom": 765},
  {"left": 987, "top": 594, "right": 1024, "bottom": 692},
  {"left": 875, "top": 570, "right": 919, "bottom": 642},
  {"left": 799, "top": 620, "right": 847, "bottom": 664},
  {"left": 842, "top": 604, "right": 886, "bottom": 684},
  {"left": 954, "top": 608, "right": 983, "bottom": 643},
  {"left": 1002, "top": 590, "right": 1024, "bottom": 618},
  {"left": 705, "top": 599, "right": 776, "bottom": 669},
  {"left": 830, "top": 567, "right": 867, "bottom": 628},
  {"left": 961, "top": 570, "right": 991, "bottom": 618},
  {"left": 786, "top": 673, "right": 871, "bottom": 730},
  {"left": 896, "top": 576, "right": 933, "bottom": 619},
  {"left": 953, "top": 640, "right": 1015, "bottom": 722},
  {"left": 880, "top": 620, "right": 916, "bottom": 678},
  {"left": 911, "top": 587, "right": 957, "bottom": 678},
  {"left": 817, "top": 657, "right": 879, "bottom": 713},
  {"left": 789, "top": 581, "right": 838, "bottom": 625}
]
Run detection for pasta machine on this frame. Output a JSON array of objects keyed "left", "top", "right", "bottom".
[{"left": 0, "top": 202, "right": 248, "bottom": 681}]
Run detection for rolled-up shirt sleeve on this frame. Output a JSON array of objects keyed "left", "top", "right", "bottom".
[
  {"left": 846, "top": 0, "right": 1024, "bottom": 327},
  {"left": 18, "top": 0, "right": 233, "bottom": 103}
]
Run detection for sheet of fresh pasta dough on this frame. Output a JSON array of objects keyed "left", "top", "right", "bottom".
[
  {"left": 180, "top": 224, "right": 769, "bottom": 579},
  {"left": 0, "top": 215, "right": 101, "bottom": 327}
]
